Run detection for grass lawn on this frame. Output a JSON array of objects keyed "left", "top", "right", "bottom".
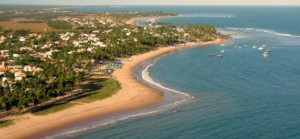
[
  {"left": 78, "top": 78, "right": 121, "bottom": 102},
  {"left": 32, "top": 78, "right": 121, "bottom": 115},
  {"left": 0, "top": 120, "right": 13, "bottom": 128},
  {"left": 32, "top": 103, "right": 74, "bottom": 116}
]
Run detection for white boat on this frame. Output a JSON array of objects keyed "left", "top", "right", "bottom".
[
  {"left": 221, "top": 49, "right": 225, "bottom": 53},
  {"left": 220, "top": 44, "right": 225, "bottom": 46},
  {"left": 263, "top": 53, "right": 269, "bottom": 58},
  {"left": 258, "top": 47, "right": 264, "bottom": 50},
  {"left": 263, "top": 51, "right": 269, "bottom": 57},
  {"left": 217, "top": 54, "right": 223, "bottom": 58},
  {"left": 253, "top": 46, "right": 256, "bottom": 48}
]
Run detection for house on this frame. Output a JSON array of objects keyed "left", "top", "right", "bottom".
[
  {"left": 72, "top": 41, "right": 81, "bottom": 47},
  {"left": 92, "top": 41, "right": 107, "bottom": 47},
  {"left": 24, "top": 65, "right": 43, "bottom": 73},
  {"left": 2, "top": 77, "right": 8, "bottom": 83},
  {"left": 44, "top": 51, "right": 53, "bottom": 58},
  {"left": 176, "top": 27, "right": 185, "bottom": 32},
  {"left": 13, "top": 54, "right": 21, "bottom": 58},
  {"left": 42, "top": 43, "right": 52, "bottom": 49},
  {"left": 0, "top": 36, "right": 6, "bottom": 43},
  {"left": 23, "top": 65, "right": 34, "bottom": 72},
  {"left": 67, "top": 51, "right": 74, "bottom": 54},
  {"left": 77, "top": 48, "right": 86, "bottom": 53},
  {"left": 32, "top": 45, "right": 38, "bottom": 49},
  {"left": 0, "top": 50, "right": 9, "bottom": 57},
  {"left": 19, "top": 37, "right": 26, "bottom": 42},
  {"left": 9, "top": 68, "right": 21, "bottom": 73},
  {"left": 92, "top": 30, "right": 100, "bottom": 33},
  {"left": 87, "top": 47, "right": 95, "bottom": 52},
  {"left": 28, "top": 33, "right": 38, "bottom": 37},
  {"left": 59, "top": 41, "right": 66, "bottom": 47},
  {"left": 0, "top": 66, "right": 7, "bottom": 76},
  {"left": 20, "top": 47, "right": 33, "bottom": 51},
  {"left": 14, "top": 71, "right": 27, "bottom": 81},
  {"left": 61, "top": 36, "right": 70, "bottom": 41},
  {"left": 0, "top": 56, "right": 6, "bottom": 62}
]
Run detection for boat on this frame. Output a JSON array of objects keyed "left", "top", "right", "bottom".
[
  {"left": 263, "top": 51, "right": 269, "bottom": 57},
  {"left": 217, "top": 54, "right": 223, "bottom": 58},
  {"left": 258, "top": 47, "right": 264, "bottom": 50},
  {"left": 221, "top": 49, "right": 225, "bottom": 53},
  {"left": 253, "top": 46, "right": 256, "bottom": 48},
  {"left": 209, "top": 54, "right": 214, "bottom": 57},
  {"left": 220, "top": 44, "right": 225, "bottom": 46}
]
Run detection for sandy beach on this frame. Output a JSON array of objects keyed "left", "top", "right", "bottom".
[{"left": 0, "top": 16, "right": 226, "bottom": 138}]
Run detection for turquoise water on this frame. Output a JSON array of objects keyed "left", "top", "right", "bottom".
[{"left": 52, "top": 6, "right": 300, "bottom": 139}]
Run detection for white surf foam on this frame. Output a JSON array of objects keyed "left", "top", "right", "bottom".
[
  {"left": 226, "top": 28, "right": 300, "bottom": 38},
  {"left": 142, "top": 58, "right": 192, "bottom": 98},
  {"left": 139, "top": 17, "right": 159, "bottom": 23},
  {"left": 43, "top": 58, "right": 194, "bottom": 139},
  {"left": 44, "top": 98, "right": 190, "bottom": 139},
  {"left": 183, "top": 13, "right": 234, "bottom": 18}
]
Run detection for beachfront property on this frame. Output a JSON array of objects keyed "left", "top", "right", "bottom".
[
  {"left": 5, "top": 16, "right": 214, "bottom": 92},
  {"left": 0, "top": 8, "right": 220, "bottom": 127}
]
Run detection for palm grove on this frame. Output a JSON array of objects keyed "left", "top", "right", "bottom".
[{"left": 0, "top": 12, "right": 220, "bottom": 112}]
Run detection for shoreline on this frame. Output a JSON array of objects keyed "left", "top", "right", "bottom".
[
  {"left": 0, "top": 17, "right": 227, "bottom": 138},
  {"left": 125, "top": 15, "right": 178, "bottom": 24}
]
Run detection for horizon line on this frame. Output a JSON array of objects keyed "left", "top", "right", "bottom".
[{"left": 1, "top": 4, "right": 300, "bottom": 6}]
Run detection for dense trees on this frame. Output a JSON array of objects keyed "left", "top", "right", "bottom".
[
  {"left": 47, "top": 21, "right": 72, "bottom": 29},
  {"left": 0, "top": 13, "right": 220, "bottom": 112},
  {"left": 14, "top": 29, "right": 30, "bottom": 36},
  {"left": 0, "top": 62, "right": 79, "bottom": 111}
]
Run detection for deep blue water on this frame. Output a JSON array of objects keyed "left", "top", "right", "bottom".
[{"left": 57, "top": 6, "right": 300, "bottom": 139}]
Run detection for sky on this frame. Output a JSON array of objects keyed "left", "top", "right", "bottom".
[{"left": 1, "top": 0, "right": 300, "bottom": 6}]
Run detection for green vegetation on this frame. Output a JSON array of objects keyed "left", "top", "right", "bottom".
[
  {"left": 0, "top": 8, "right": 222, "bottom": 116},
  {"left": 0, "top": 120, "right": 13, "bottom": 128},
  {"left": 33, "top": 103, "right": 74, "bottom": 115},
  {"left": 78, "top": 78, "right": 121, "bottom": 102},
  {"left": 47, "top": 21, "right": 72, "bottom": 29},
  {"left": 14, "top": 29, "right": 30, "bottom": 36},
  {"left": 0, "top": 62, "right": 79, "bottom": 111},
  {"left": 32, "top": 78, "right": 120, "bottom": 115},
  {"left": 0, "top": 6, "right": 84, "bottom": 21}
]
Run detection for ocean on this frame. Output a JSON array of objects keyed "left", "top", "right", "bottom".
[{"left": 48, "top": 6, "right": 300, "bottom": 139}]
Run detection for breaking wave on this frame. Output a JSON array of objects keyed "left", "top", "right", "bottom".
[
  {"left": 43, "top": 99, "right": 189, "bottom": 139},
  {"left": 43, "top": 56, "right": 194, "bottom": 139},
  {"left": 226, "top": 27, "right": 300, "bottom": 38},
  {"left": 141, "top": 58, "right": 192, "bottom": 98},
  {"left": 182, "top": 13, "right": 235, "bottom": 18}
]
